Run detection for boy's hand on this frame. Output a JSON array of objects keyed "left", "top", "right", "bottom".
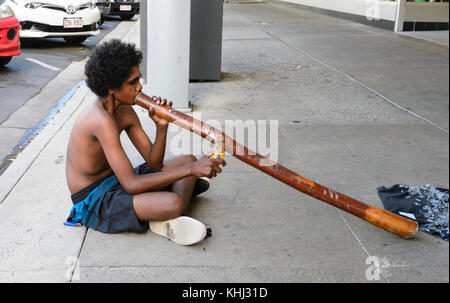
[
  {"left": 190, "top": 152, "right": 227, "bottom": 178},
  {"left": 148, "top": 96, "right": 173, "bottom": 127}
]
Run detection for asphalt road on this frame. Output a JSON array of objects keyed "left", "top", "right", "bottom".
[{"left": 0, "top": 16, "right": 126, "bottom": 175}]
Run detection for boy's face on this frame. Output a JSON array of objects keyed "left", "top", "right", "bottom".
[{"left": 114, "top": 65, "right": 142, "bottom": 105}]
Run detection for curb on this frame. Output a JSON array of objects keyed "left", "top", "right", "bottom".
[{"left": 0, "top": 84, "right": 88, "bottom": 204}]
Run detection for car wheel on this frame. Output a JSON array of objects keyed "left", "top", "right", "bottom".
[
  {"left": 0, "top": 56, "right": 12, "bottom": 66},
  {"left": 120, "top": 14, "right": 135, "bottom": 20},
  {"left": 64, "top": 36, "right": 88, "bottom": 45}
]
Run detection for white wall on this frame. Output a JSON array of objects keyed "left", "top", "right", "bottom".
[
  {"left": 283, "top": 0, "right": 449, "bottom": 32},
  {"left": 282, "top": 0, "right": 398, "bottom": 21}
]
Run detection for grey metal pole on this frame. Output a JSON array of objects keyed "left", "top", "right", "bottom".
[
  {"left": 140, "top": 0, "right": 147, "bottom": 84},
  {"left": 395, "top": 0, "right": 406, "bottom": 32}
]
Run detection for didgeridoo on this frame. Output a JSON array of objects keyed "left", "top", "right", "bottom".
[{"left": 135, "top": 93, "right": 418, "bottom": 238}]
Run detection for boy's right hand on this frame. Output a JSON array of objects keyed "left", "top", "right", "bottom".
[{"left": 190, "top": 152, "right": 226, "bottom": 178}]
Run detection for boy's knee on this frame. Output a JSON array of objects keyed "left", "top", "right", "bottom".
[{"left": 166, "top": 194, "right": 185, "bottom": 218}]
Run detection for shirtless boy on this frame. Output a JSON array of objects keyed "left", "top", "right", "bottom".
[{"left": 65, "top": 39, "right": 225, "bottom": 245}]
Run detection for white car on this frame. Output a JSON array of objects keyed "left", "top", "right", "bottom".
[
  {"left": 6, "top": 0, "right": 101, "bottom": 44},
  {"left": 109, "top": 0, "right": 139, "bottom": 20}
]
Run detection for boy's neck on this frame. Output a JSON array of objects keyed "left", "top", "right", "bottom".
[{"left": 100, "top": 96, "right": 122, "bottom": 116}]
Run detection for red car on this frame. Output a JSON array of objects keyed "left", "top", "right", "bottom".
[{"left": 0, "top": 0, "right": 20, "bottom": 66}]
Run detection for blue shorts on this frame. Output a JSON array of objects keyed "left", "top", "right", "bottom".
[{"left": 68, "top": 163, "right": 172, "bottom": 234}]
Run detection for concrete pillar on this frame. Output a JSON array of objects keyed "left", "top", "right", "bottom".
[
  {"left": 395, "top": 0, "right": 407, "bottom": 32},
  {"left": 140, "top": 0, "right": 147, "bottom": 84},
  {"left": 144, "top": 0, "right": 191, "bottom": 111}
]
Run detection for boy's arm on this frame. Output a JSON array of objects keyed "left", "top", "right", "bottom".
[
  {"left": 96, "top": 114, "right": 225, "bottom": 194},
  {"left": 123, "top": 105, "right": 167, "bottom": 169},
  {"left": 125, "top": 99, "right": 169, "bottom": 170},
  {"left": 146, "top": 96, "right": 172, "bottom": 169},
  {"left": 95, "top": 114, "right": 189, "bottom": 194},
  {"left": 148, "top": 124, "right": 168, "bottom": 169}
]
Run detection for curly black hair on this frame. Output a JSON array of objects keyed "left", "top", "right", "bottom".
[{"left": 85, "top": 39, "right": 143, "bottom": 98}]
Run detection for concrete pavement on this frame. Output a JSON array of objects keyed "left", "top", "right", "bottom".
[{"left": 0, "top": 0, "right": 448, "bottom": 283}]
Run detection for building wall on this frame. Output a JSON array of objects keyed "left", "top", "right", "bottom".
[
  {"left": 281, "top": 0, "right": 398, "bottom": 30},
  {"left": 404, "top": 2, "right": 449, "bottom": 22},
  {"left": 282, "top": 0, "right": 397, "bottom": 20}
]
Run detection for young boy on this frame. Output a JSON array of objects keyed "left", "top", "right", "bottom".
[{"left": 65, "top": 39, "right": 225, "bottom": 245}]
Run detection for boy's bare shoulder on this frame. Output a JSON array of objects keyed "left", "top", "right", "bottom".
[
  {"left": 75, "top": 102, "right": 140, "bottom": 138},
  {"left": 119, "top": 104, "right": 139, "bottom": 118},
  {"left": 86, "top": 101, "right": 115, "bottom": 125},
  {"left": 116, "top": 105, "right": 141, "bottom": 127},
  {"left": 73, "top": 101, "right": 115, "bottom": 137}
]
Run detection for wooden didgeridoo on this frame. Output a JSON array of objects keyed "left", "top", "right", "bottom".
[{"left": 135, "top": 93, "right": 418, "bottom": 238}]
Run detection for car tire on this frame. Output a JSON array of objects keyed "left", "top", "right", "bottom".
[
  {"left": 0, "top": 56, "right": 12, "bottom": 67},
  {"left": 64, "top": 36, "right": 88, "bottom": 45},
  {"left": 120, "top": 13, "right": 135, "bottom": 20}
]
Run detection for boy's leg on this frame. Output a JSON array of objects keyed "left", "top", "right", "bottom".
[
  {"left": 162, "top": 155, "right": 197, "bottom": 211},
  {"left": 133, "top": 191, "right": 207, "bottom": 245},
  {"left": 133, "top": 155, "right": 197, "bottom": 221},
  {"left": 133, "top": 191, "right": 184, "bottom": 221},
  {"left": 133, "top": 155, "right": 207, "bottom": 245}
]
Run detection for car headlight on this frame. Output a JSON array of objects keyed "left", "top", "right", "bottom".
[
  {"left": 24, "top": 2, "right": 44, "bottom": 9},
  {"left": 81, "top": 0, "right": 96, "bottom": 9},
  {"left": 0, "top": 3, "right": 15, "bottom": 19},
  {"left": 12, "top": 0, "right": 45, "bottom": 9}
]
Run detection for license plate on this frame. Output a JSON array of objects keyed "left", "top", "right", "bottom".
[
  {"left": 64, "top": 18, "right": 83, "bottom": 28},
  {"left": 120, "top": 5, "right": 132, "bottom": 11}
]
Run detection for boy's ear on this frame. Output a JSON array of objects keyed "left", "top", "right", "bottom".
[{"left": 108, "top": 88, "right": 115, "bottom": 96}]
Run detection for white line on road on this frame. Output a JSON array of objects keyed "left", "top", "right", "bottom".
[{"left": 25, "top": 58, "right": 61, "bottom": 71}]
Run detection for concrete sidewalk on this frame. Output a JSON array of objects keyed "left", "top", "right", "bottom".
[{"left": 0, "top": 0, "right": 448, "bottom": 283}]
